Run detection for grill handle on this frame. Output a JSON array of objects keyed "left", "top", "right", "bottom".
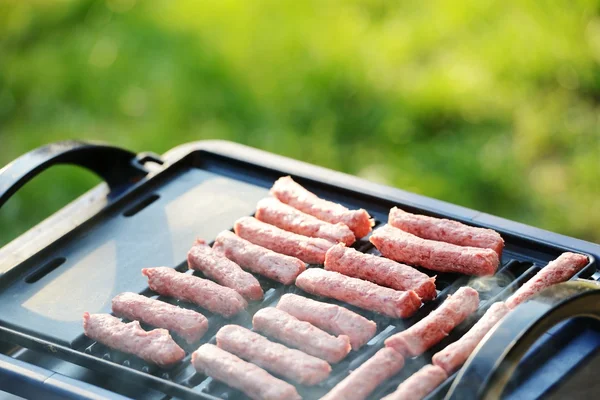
[
  {"left": 445, "top": 279, "right": 600, "bottom": 400},
  {"left": 0, "top": 140, "right": 148, "bottom": 209}
]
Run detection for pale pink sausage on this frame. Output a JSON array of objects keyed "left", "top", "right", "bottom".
[
  {"left": 325, "top": 243, "right": 437, "bottom": 301},
  {"left": 82, "top": 313, "right": 185, "bottom": 367},
  {"left": 252, "top": 307, "right": 351, "bottom": 364},
  {"left": 191, "top": 344, "right": 301, "bottom": 400},
  {"left": 216, "top": 324, "right": 331, "bottom": 385},
  {"left": 276, "top": 294, "right": 377, "bottom": 350},
  {"left": 212, "top": 230, "right": 305, "bottom": 284},
  {"left": 142, "top": 267, "right": 247, "bottom": 317},
  {"left": 321, "top": 348, "right": 405, "bottom": 400},
  {"left": 385, "top": 287, "right": 480, "bottom": 356},
  {"left": 506, "top": 252, "right": 589, "bottom": 309},
  {"left": 256, "top": 197, "right": 356, "bottom": 245},
  {"left": 432, "top": 302, "right": 509, "bottom": 374},
  {"left": 389, "top": 207, "right": 504, "bottom": 256},
  {"left": 295, "top": 269, "right": 422, "bottom": 319},
  {"left": 270, "top": 176, "right": 373, "bottom": 238},
  {"left": 112, "top": 292, "right": 208, "bottom": 344},
  {"left": 187, "top": 239, "right": 263, "bottom": 301},
  {"left": 234, "top": 216, "right": 334, "bottom": 264},
  {"left": 371, "top": 225, "right": 499, "bottom": 276},
  {"left": 381, "top": 364, "right": 448, "bottom": 400}
]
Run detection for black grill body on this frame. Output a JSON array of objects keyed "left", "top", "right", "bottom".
[{"left": 0, "top": 140, "right": 598, "bottom": 400}]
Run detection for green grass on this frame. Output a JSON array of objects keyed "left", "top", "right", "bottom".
[{"left": 1, "top": 0, "right": 599, "bottom": 246}]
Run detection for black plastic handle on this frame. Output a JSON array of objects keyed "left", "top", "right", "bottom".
[
  {"left": 0, "top": 140, "right": 148, "bottom": 209},
  {"left": 445, "top": 279, "right": 600, "bottom": 400}
]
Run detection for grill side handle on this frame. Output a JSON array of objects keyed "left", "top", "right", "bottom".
[
  {"left": 0, "top": 140, "right": 148, "bottom": 209},
  {"left": 445, "top": 280, "right": 600, "bottom": 400}
]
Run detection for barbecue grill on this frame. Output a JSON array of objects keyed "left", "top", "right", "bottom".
[{"left": 0, "top": 140, "right": 599, "bottom": 400}]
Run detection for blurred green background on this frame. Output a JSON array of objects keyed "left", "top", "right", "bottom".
[{"left": 1, "top": 0, "right": 599, "bottom": 247}]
